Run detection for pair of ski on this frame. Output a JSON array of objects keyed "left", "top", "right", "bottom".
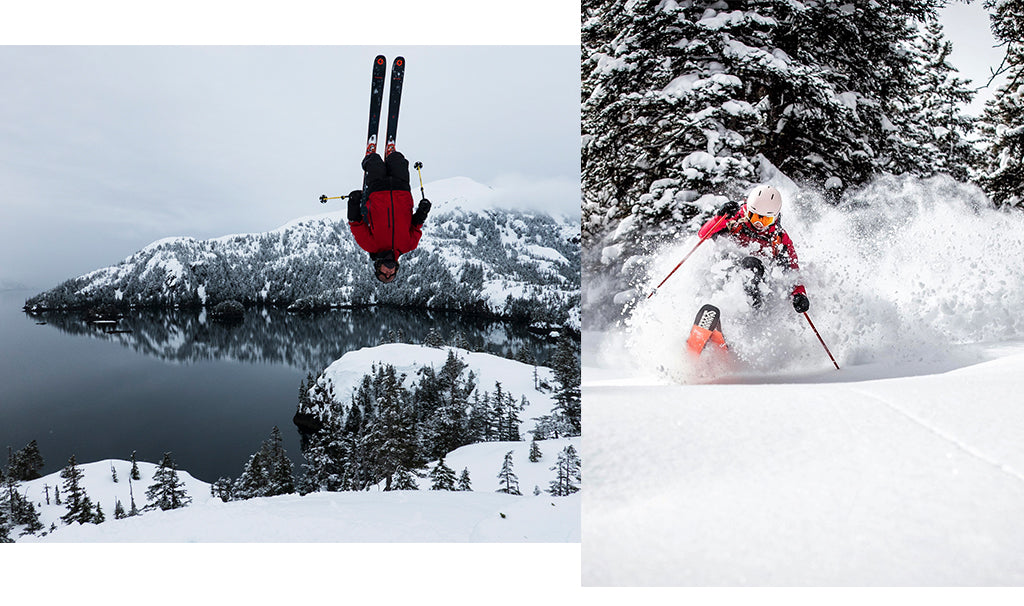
[
  {"left": 685, "top": 304, "right": 728, "bottom": 358},
  {"left": 362, "top": 55, "right": 404, "bottom": 201}
]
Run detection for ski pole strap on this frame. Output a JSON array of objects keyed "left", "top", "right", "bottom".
[{"left": 803, "top": 312, "right": 840, "bottom": 370}]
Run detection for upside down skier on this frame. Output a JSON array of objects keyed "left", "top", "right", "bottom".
[
  {"left": 347, "top": 150, "right": 431, "bottom": 283},
  {"left": 700, "top": 184, "right": 809, "bottom": 313}
]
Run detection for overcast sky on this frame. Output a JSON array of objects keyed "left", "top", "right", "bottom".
[{"left": 0, "top": 45, "right": 580, "bottom": 288}]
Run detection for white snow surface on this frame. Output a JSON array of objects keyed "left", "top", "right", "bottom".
[{"left": 583, "top": 175, "right": 1024, "bottom": 585}]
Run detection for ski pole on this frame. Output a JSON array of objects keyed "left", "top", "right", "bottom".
[
  {"left": 647, "top": 214, "right": 728, "bottom": 299},
  {"left": 319, "top": 194, "right": 345, "bottom": 204},
  {"left": 802, "top": 311, "right": 840, "bottom": 370},
  {"left": 414, "top": 161, "right": 426, "bottom": 199}
]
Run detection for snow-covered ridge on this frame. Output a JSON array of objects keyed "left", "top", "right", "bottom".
[{"left": 24, "top": 177, "right": 580, "bottom": 330}]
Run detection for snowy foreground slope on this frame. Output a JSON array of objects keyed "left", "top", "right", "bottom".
[
  {"left": 583, "top": 335, "right": 1024, "bottom": 585},
  {"left": 19, "top": 439, "right": 579, "bottom": 542}
]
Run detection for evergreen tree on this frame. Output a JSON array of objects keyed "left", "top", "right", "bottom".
[
  {"left": 392, "top": 465, "right": 419, "bottom": 490},
  {"left": 59, "top": 455, "right": 91, "bottom": 525},
  {"left": 145, "top": 452, "right": 192, "bottom": 511},
  {"left": 496, "top": 450, "right": 521, "bottom": 496},
  {"left": 93, "top": 502, "right": 105, "bottom": 524},
  {"left": 114, "top": 500, "right": 127, "bottom": 519},
  {"left": 529, "top": 437, "right": 543, "bottom": 463},
  {"left": 549, "top": 335, "right": 582, "bottom": 436},
  {"left": 890, "top": 19, "right": 980, "bottom": 181},
  {"left": 233, "top": 426, "right": 296, "bottom": 500},
  {"left": 7, "top": 440, "right": 45, "bottom": 481},
  {"left": 429, "top": 457, "right": 457, "bottom": 491},
  {"left": 458, "top": 467, "right": 472, "bottom": 491},
  {"left": 211, "top": 477, "right": 233, "bottom": 502},
  {"left": 364, "top": 365, "right": 419, "bottom": 491},
  {"left": 129, "top": 451, "right": 141, "bottom": 481},
  {"left": 424, "top": 327, "right": 446, "bottom": 348},
  {"left": 548, "top": 445, "right": 582, "bottom": 497},
  {"left": 582, "top": 0, "right": 947, "bottom": 315},
  {"left": 976, "top": 0, "right": 1024, "bottom": 208},
  {"left": 110, "top": 462, "right": 119, "bottom": 483}
]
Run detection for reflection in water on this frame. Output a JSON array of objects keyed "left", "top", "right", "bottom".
[
  {"left": 28, "top": 306, "right": 560, "bottom": 373},
  {"left": 12, "top": 303, "right": 562, "bottom": 483}
]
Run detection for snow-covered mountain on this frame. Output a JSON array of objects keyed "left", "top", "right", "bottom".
[{"left": 24, "top": 177, "right": 580, "bottom": 331}]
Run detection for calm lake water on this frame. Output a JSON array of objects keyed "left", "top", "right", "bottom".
[{"left": 0, "top": 289, "right": 557, "bottom": 483}]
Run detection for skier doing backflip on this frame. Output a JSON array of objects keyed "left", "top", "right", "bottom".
[
  {"left": 699, "top": 184, "right": 809, "bottom": 313},
  {"left": 347, "top": 150, "right": 431, "bottom": 283}
]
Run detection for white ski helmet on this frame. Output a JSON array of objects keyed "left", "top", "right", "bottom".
[{"left": 744, "top": 185, "right": 782, "bottom": 231}]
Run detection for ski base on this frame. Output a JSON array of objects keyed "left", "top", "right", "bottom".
[{"left": 685, "top": 304, "right": 728, "bottom": 358}]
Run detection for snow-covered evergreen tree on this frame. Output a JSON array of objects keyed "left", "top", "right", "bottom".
[
  {"left": 496, "top": 450, "right": 522, "bottom": 496},
  {"left": 529, "top": 437, "right": 543, "bottom": 463},
  {"left": 458, "top": 467, "right": 472, "bottom": 491},
  {"left": 129, "top": 451, "right": 141, "bottom": 481},
  {"left": 977, "top": 0, "right": 1024, "bottom": 208},
  {"left": 114, "top": 500, "right": 127, "bottom": 519},
  {"left": 59, "top": 455, "right": 91, "bottom": 525},
  {"left": 582, "top": 0, "right": 949, "bottom": 320},
  {"left": 392, "top": 465, "right": 419, "bottom": 491},
  {"left": 548, "top": 445, "right": 582, "bottom": 497},
  {"left": 429, "top": 457, "right": 457, "bottom": 491},
  {"left": 364, "top": 364, "right": 419, "bottom": 491},
  {"left": 145, "top": 452, "right": 192, "bottom": 511},
  {"left": 891, "top": 19, "right": 980, "bottom": 181}
]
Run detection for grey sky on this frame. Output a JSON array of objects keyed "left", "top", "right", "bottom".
[
  {"left": 0, "top": 45, "right": 580, "bottom": 289},
  {"left": 939, "top": 2, "right": 1007, "bottom": 115}
]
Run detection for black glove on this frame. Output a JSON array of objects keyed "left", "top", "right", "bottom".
[
  {"left": 347, "top": 190, "right": 363, "bottom": 222},
  {"left": 792, "top": 292, "right": 809, "bottom": 313},
  {"left": 716, "top": 201, "right": 739, "bottom": 217},
  {"left": 412, "top": 199, "right": 431, "bottom": 225}
]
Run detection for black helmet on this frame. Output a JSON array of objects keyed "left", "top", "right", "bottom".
[{"left": 372, "top": 251, "right": 399, "bottom": 283}]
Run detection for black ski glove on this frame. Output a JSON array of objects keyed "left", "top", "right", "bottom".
[
  {"left": 412, "top": 199, "right": 431, "bottom": 225},
  {"left": 792, "top": 292, "right": 810, "bottom": 313},
  {"left": 347, "top": 190, "right": 363, "bottom": 222},
  {"left": 716, "top": 201, "right": 739, "bottom": 217}
]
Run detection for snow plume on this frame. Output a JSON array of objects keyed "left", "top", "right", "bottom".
[{"left": 607, "top": 174, "right": 1024, "bottom": 381}]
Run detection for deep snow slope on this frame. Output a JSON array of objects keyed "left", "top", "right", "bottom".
[{"left": 583, "top": 336, "right": 1024, "bottom": 585}]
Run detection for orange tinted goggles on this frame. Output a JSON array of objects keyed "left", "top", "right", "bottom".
[{"left": 747, "top": 211, "right": 776, "bottom": 228}]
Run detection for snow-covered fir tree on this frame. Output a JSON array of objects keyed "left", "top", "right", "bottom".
[
  {"left": 59, "top": 455, "right": 92, "bottom": 525},
  {"left": 145, "top": 452, "right": 192, "bottom": 511},
  {"left": 496, "top": 450, "right": 522, "bottom": 496},
  {"left": 392, "top": 465, "right": 419, "bottom": 491},
  {"left": 129, "top": 451, "right": 141, "bottom": 481},
  {"left": 892, "top": 18, "right": 980, "bottom": 181},
  {"left": 7, "top": 440, "right": 45, "bottom": 481},
  {"left": 363, "top": 364, "right": 419, "bottom": 491},
  {"left": 548, "top": 445, "right": 582, "bottom": 497},
  {"left": 232, "top": 426, "right": 295, "bottom": 500},
  {"left": 458, "top": 467, "right": 472, "bottom": 491},
  {"left": 582, "top": 0, "right": 958, "bottom": 320},
  {"left": 429, "top": 457, "right": 457, "bottom": 491},
  {"left": 976, "top": 0, "right": 1024, "bottom": 208},
  {"left": 529, "top": 437, "right": 543, "bottom": 463}
]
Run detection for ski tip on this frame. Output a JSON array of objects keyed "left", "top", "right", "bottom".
[{"left": 375, "top": 55, "right": 386, "bottom": 65}]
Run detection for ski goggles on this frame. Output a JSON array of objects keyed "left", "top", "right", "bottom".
[{"left": 746, "top": 210, "right": 776, "bottom": 229}]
